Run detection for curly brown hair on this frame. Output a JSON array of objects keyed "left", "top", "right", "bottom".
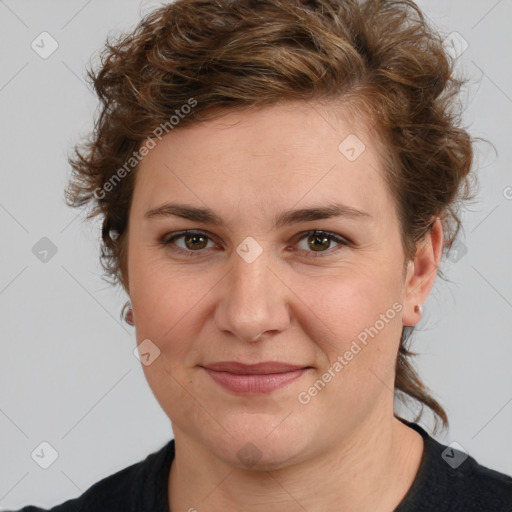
[{"left": 65, "top": 0, "right": 479, "bottom": 432}]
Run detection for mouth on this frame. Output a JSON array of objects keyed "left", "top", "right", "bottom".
[{"left": 200, "top": 361, "right": 312, "bottom": 394}]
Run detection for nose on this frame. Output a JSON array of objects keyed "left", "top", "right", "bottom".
[{"left": 214, "top": 247, "right": 291, "bottom": 343}]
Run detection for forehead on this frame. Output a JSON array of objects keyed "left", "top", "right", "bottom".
[{"left": 132, "top": 101, "right": 391, "bottom": 220}]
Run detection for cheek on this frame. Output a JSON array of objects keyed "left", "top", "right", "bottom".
[
  {"left": 130, "top": 256, "right": 201, "bottom": 329},
  {"left": 129, "top": 258, "right": 227, "bottom": 384},
  {"left": 305, "top": 264, "right": 400, "bottom": 337},
  {"left": 292, "top": 270, "right": 403, "bottom": 441},
  {"left": 304, "top": 265, "right": 403, "bottom": 384},
  {"left": 131, "top": 264, "right": 209, "bottom": 423}
]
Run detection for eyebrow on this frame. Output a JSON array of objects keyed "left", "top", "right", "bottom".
[{"left": 144, "top": 202, "right": 371, "bottom": 227}]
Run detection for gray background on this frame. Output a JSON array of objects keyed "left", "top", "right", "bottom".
[{"left": 0, "top": 0, "right": 511, "bottom": 509}]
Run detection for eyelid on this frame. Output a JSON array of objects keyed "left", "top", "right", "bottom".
[{"left": 160, "top": 229, "right": 218, "bottom": 244}]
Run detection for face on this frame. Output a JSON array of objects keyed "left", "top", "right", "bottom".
[{"left": 126, "top": 101, "right": 414, "bottom": 469}]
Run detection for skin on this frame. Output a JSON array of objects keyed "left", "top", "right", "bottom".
[{"left": 125, "top": 101, "right": 443, "bottom": 512}]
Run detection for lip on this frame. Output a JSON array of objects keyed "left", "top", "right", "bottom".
[{"left": 200, "top": 361, "right": 311, "bottom": 394}]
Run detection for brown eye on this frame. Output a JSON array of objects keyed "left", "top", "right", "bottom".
[
  {"left": 295, "top": 230, "right": 348, "bottom": 257},
  {"left": 307, "top": 233, "right": 332, "bottom": 251},
  {"left": 161, "top": 230, "right": 216, "bottom": 256},
  {"left": 184, "top": 233, "right": 208, "bottom": 250}
]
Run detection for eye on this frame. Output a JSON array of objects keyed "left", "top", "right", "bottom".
[
  {"left": 160, "top": 230, "right": 218, "bottom": 256},
  {"left": 294, "top": 230, "right": 349, "bottom": 257}
]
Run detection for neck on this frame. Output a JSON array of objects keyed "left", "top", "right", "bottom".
[{"left": 168, "top": 412, "right": 424, "bottom": 512}]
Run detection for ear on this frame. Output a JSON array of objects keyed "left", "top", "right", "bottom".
[{"left": 402, "top": 218, "right": 444, "bottom": 327}]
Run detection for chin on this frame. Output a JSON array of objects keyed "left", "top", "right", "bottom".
[
  {"left": 200, "top": 412, "right": 315, "bottom": 471},
  {"left": 220, "top": 436, "right": 308, "bottom": 472}
]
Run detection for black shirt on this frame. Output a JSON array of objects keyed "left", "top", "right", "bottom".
[{"left": 8, "top": 420, "right": 512, "bottom": 512}]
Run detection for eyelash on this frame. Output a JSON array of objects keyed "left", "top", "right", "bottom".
[{"left": 159, "top": 230, "right": 350, "bottom": 259}]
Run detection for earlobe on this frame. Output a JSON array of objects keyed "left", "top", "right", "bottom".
[{"left": 402, "top": 218, "right": 443, "bottom": 326}]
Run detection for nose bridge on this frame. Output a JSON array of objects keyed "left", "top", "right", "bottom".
[
  {"left": 214, "top": 245, "right": 289, "bottom": 342},
  {"left": 232, "top": 250, "right": 271, "bottom": 304}
]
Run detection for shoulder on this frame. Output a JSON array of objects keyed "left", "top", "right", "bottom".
[
  {"left": 5, "top": 439, "right": 174, "bottom": 512},
  {"left": 397, "top": 420, "right": 512, "bottom": 512},
  {"left": 449, "top": 452, "right": 512, "bottom": 511}
]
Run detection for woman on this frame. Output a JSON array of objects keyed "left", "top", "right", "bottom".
[{"left": 10, "top": 0, "right": 512, "bottom": 510}]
